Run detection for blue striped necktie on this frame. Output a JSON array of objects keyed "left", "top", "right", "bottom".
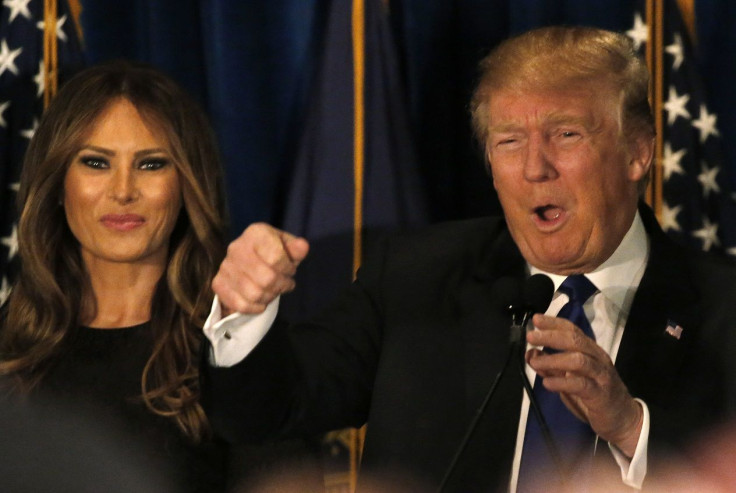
[{"left": 517, "top": 274, "right": 598, "bottom": 492}]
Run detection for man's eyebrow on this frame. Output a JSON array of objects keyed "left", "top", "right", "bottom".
[
  {"left": 544, "top": 112, "right": 591, "bottom": 127},
  {"left": 488, "top": 112, "right": 601, "bottom": 135},
  {"left": 488, "top": 122, "right": 523, "bottom": 134}
]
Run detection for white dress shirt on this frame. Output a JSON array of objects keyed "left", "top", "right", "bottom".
[
  {"left": 204, "top": 294, "right": 280, "bottom": 367},
  {"left": 509, "top": 211, "right": 651, "bottom": 492}
]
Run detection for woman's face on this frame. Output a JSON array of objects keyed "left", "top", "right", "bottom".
[{"left": 63, "top": 98, "right": 182, "bottom": 268}]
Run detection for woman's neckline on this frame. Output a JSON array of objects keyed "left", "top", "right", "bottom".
[{"left": 81, "top": 321, "right": 150, "bottom": 331}]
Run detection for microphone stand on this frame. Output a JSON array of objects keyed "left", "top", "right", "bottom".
[
  {"left": 516, "top": 310, "right": 567, "bottom": 485},
  {"left": 436, "top": 338, "right": 516, "bottom": 492},
  {"left": 437, "top": 273, "right": 562, "bottom": 491}
]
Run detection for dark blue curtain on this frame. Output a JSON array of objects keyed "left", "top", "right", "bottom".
[
  {"left": 80, "top": 0, "right": 736, "bottom": 233},
  {"left": 81, "top": 0, "right": 322, "bottom": 235}
]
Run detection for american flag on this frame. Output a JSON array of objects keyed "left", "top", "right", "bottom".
[
  {"left": 0, "top": 0, "right": 84, "bottom": 304},
  {"left": 628, "top": 0, "right": 736, "bottom": 254}
]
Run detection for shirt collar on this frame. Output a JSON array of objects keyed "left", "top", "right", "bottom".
[{"left": 529, "top": 211, "right": 650, "bottom": 312}]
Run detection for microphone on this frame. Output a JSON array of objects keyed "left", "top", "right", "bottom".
[
  {"left": 437, "top": 275, "right": 553, "bottom": 492},
  {"left": 506, "top": 274, "right": 554, "bottom": 345},
  {"left": 523, "top": 273, "right": 555, "bottom": 316}
]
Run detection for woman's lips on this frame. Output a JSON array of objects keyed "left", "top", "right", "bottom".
[{"left": 100, "top": 214, "right": 145, "bottom": 231}]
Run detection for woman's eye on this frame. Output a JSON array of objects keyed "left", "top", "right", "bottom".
[
  {"left": 80, "top": 156, "right": 108, "bottom": 169},
  {"left": 139, "top": 160, "right": 168, "bottom": 171}
]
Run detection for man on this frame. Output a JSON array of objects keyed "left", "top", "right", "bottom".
[{"left": 203, "top": 27, "right": 736, "bottom": 491}]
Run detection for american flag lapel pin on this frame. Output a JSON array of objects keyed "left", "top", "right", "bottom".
[{"left": 665, "top": 320, "right": 684, "bottom": 340}]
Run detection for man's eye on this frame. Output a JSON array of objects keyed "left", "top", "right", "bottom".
[
  {"left": 139, "top": 160, "right": 168, "bottom": 170},
  {"left": 80, "top": 156, "right": 108, "bottom": 169},
  {"left": 561, "top": 131, "right": 580, "bottom": 138},
  {"left": 494, "top": 138, "right": 519, "bottom": 148}
]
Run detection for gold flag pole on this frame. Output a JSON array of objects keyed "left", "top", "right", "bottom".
[
  {"left": 644, "top": 0, "right": 655, "bottom": 207},
  {"left": 654, "top": 0, "right": 665, "bottom": 219},
  {"left": 644, "top": 0, "right": 665, "bottom": 219},
  {"left": 648, "top": 0, "right": 697, "bottom": 220},
  {"left": 350, "top": 0, "right": 366, "bottom": 491},
  {"left": 352, "top": 0, "right": 365, "bottom": 281},
  {"left": 42, "top": 0, "right": 58, "bottom": 109}
]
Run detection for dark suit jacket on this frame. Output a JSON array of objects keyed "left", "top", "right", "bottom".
[{"left": 204, "top": 204, "right": 736, "bottom": 491}]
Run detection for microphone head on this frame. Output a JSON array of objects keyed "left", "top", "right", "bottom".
[
  {"left": 523, "top": 274, "right": 554, "bottom": 314},
  {"left": 491, "top": 276, "right": 522, "bottom": 314}
]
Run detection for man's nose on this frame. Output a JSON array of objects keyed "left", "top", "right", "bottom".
[{"left": 523, "top": 135, "right": 558, "bottom": 182}]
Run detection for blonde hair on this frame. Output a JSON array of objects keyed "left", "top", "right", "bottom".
[
  {"left": 0, "top": 60, "right": 227, "bottom": 442},
  {"left": 471, "top": 26, "right": 654, "bottom": 151}
]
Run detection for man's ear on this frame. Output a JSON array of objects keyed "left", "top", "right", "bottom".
[{"left": 628, "top": 134, "right": 655, "bottom": 182}]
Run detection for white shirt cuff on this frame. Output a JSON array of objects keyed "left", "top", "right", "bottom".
[
  {"left": 609, "top": 397, "right": 649, "bottom": 489},
  {"left": 203, "top": 295, "right": 280, "bottom": 367}
]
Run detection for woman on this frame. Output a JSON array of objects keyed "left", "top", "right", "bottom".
[{"left": 0, "top": 60, "right": 229, "bottom": 491}]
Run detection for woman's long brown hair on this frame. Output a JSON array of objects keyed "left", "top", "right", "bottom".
[{"left": 0, "top": 60, "right": 228, "bottom": 441}]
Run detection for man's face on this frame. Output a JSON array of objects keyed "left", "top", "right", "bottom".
[{"left": 486, "top": 85, "right": 651, "bottom": 274}]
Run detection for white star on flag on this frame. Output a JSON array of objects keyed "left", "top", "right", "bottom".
[
  {"left": 662, "top": 142, "right": 686, "bottom": 180},
  {"left": 33, "top": 60, "right": 45, "bottom": 97},
  {"left": 0, "top": 100, "right": 9, "bottom": 128},
  {"left": 697, "top": 161, "right": 720, "bottom": 198},
  {"left": 36, "top": 14, "right": 68, "bottom": 42},
  {"left": 0, "top": 0, "right": 84, "bottom": 293},
  {"left": 692, "top": 104, "right": 720, "bottom": 143},
  {"left": 0, "top": 276, "right": 10, "bottom": 306},
  {"left": 665, "top": 32, "right": 685, "bottom": 70},
  {"left": 0, "top": 39, "right": 23, "bottom": 77},
  {"left": 661, "top": 202, "right": 683, "bottom": 232},
  {"left": 3, "top": 0, "right": 32, "bottom": 23},
  {"left": 692, "top": 218, "right": 720, "bottom": 251},
  {"left": 663, "top": 85, "right": 690, "bottom": 125},
  {"left": 627, "top": 13, "right": 648, "bottom": 51},
  {"left": 20, "top": 117, "right": 38, "bottom": 140},
  {"left": 1, "top": 224, "right": 18, "bottom": 260}
]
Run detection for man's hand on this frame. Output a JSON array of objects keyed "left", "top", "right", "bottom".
[
  {"left": 212, "top": 223, "right": 309, "bottom": 316},
  {"left": 526, "top": 314, "right": 644, "bottom": 458}
]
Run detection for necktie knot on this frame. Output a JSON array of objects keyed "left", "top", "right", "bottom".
[{"left": 559, "top": 274, "right": 597, "bottom": 305}]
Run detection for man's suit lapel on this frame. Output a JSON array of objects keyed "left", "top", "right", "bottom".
[
  {"left": 442, "top": 224, "right": 528, "bottom": 490},
  {"left": 453, "top": 225, "right": 527, "bottom": 410},
  {"left": 615, "top": 205, "right": 699, "bottom": 403}
]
